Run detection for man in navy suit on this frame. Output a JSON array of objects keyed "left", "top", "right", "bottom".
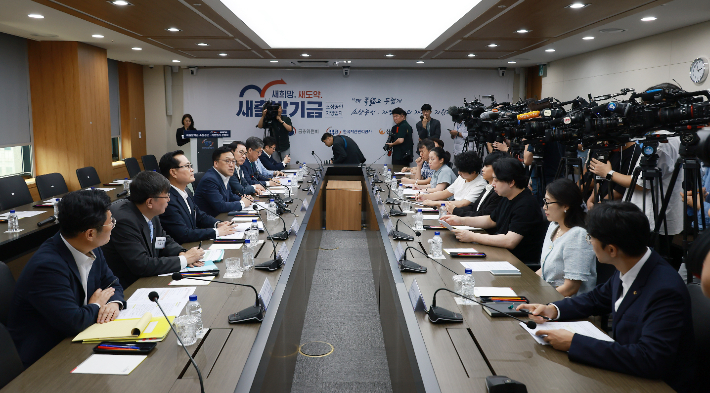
[
  {"left": 7, "top": 190, "right": 127, "bottom": 367},
  {"left": 259, "top": 136, "right": 290, "bottom": 171},
  {"left": 519, "top": 202, "right": 694, "bottom": 392},
  {"left": 158, "top": 150, "right": 238, "bottom": 243},
  {"left": 194, "top": 145, "right": 253, "bottom": 217},
  {"left": 228, "top": 141, "right": 262, "bottom": 196},
  {"left": 241, "top": 137, "right": 277, "bottom": 188}
]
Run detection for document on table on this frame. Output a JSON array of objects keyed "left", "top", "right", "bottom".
[
  {"left": 72, "top": 354, "right": 147, "bottom": 375},
  {"left": 169, "top": 276, "right": 214, "bottom": 286},
  {"left": 460, "top": 261, "right": 519, "bottom": 272},
  {"left": 216, "top": 232, "right": 245, "bottom": 240},
  {"left": 401, "top": 189, "right": 419, "bottom": 196},
  {"left": 118, "top": 287, "right": 195, "bottom": 319},
  {"left": 444, "top": 248, "right": 479, "bottom": 254},
  {"left": 421, "top": 215, "right": 441, "bottom": 220},
  {"left": 231, "top": 217, "right": 261, "bottom": 222},
  {"left": 453, "top": 226, "right": 481, "bottom": 231},
  {"left": 197, "top": 251, "right": 223, "bottom": 263},
  {"left": 209, "top": 243, "right": 243, "bottom": 250},
  {"left": 519, "top": 321, "right": 614, "bottom": 345},
  {"left": 0, "top": 211, "right": 44, "bottom": 219},
  {"left": 232, "top": 222, "right": 264, "bottom": 232},
  {"left": 473, "top": 287, "right": 517, "bottom": 297},
  {"left": 84, "top": 188, "right": 115, "bottom": 192}
]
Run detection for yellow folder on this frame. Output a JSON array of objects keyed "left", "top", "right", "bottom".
[{"left": 73, "top": 313, "right": 173, "bottom": 342}]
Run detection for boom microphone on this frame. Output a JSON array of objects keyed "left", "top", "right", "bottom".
[
  {"left": 427, "top": 287, "right": 537, "bottom": 328},
  {"left": 170, "top": 274, "right": 264, "bottom": 323}
]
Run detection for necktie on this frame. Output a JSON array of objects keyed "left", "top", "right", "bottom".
[{"left": 148, "top": 220, "right": 154, "bottom": 242}]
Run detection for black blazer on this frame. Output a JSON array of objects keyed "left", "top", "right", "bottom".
[
  {"left": 7, "top": 232, "right": 125, "bottom": 367},
  {"left": 415, "top": 118, "right": 441, "bottom": 140},
  {"left": 102, "top": 199, "right": 184, "bottom": 288},
  {"left": 176, "top": 127, "right": 190, "bottom": 146},
  {"left": 332, "top": 135, "right": 366, "bottom": 164},
  {"left": 259, "top": 152, "right": 285, "bottom": 171},
  {"left": 159, "top": 186, "right": 219, "bottom": 244},
  {"left": 555, "top": 251, "right": 695, "bottom": 392},
  {"left": 194, "top": 167, "right": 244, "bottom": 217},
  {"left": 452, "top": 188, "right": 502, "bottom": 218}
]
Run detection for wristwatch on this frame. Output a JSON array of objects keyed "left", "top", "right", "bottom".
[{"left": 606, "top": 170, "right": 615, "bottom": 181}]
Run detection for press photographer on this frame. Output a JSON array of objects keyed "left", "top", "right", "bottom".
[
  {"left": 385, "top": 107, "right": 415, "bottom": 166},
  {"left": 257, "top": 101, "right": 294, "bottom": 162}
]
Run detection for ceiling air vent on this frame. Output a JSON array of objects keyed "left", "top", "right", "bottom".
[{"left": 291, "top": 60, "right": 330, "bottom": 67}]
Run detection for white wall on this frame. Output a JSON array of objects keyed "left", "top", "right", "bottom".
[
  {"left": 542, "top": 21, "right": 710, "bottom": 101},
  {"left": 143, "top": 66, "right": 186, "bottom": 163}
]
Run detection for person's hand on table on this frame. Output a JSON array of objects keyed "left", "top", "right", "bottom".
[
  {"left": 421, "top": 200, "right": 438, "bottom": 208},
  {"left": 415, "top": 193, "right": 428, "bottom": 201},
  {"left": 254, "top": 184, "right": 266, "bottom": 193},
  {"left": 452, "top": 228, "right": 476, "bottom": 243},
  {"left": 217, "top": 221, "right": 238, "bottom": 236},
  {"left": 243, "top": 194, "right": 255, "bottom": 202},
  {"left": 402, "top": 166, "right": 412, "bottom": 173},
  {"left": 89, "top": 287, "right": 115, "bottom": 316},
  {"left": 516, "top": 303, "right": 558, "bottom": 323},
  {"left": 440, "top": 215, "right": 463, "bottom": 225},
  {"left": 242, "top": 197, "right": 253, "bottom": 207},
  {"left": 444, "top": 201, "right": 456, "bottom": 213},
  {"left": 588, "top": 158, "right": 612, "bottom": 178},
  {"left": 97, "top": 302, "right": 120, "bottom": 324},
  {"left": 535, "top": 329, "right": 574, "bottom": 351},
  {"left": 182, "top": 247, "right": 205, "bottom": 266}
]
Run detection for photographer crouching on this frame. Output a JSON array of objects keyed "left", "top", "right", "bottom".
[{"left": 257, "top": 101, "right": 294, "bottom": 162}]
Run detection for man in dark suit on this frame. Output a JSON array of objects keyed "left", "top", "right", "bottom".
[
  {"left": 158, "top": 150, "right": 238, "bottom": 244},
  {"left": 259, "top": 136, "right": 290, "bottom": 171},
  {"left": 194, "top": 145, "right": 253, "bottom": 217},
  {"left": 519, "top": 202, "right": 695, "bottom": 393},
  {"left": 320, "top": 132, "right": 366, "bottom": 164},
  {"left": 7, "top": 190, "right": 126, "bottom": 367},
  {"left": 241, "top": 137, "right": 276, "bottom": 187},
  {"left": 102, "top": 171, "right": 205, "bottom": 288},
  {"left": 228, "top": 141, "right": 262, "bottom": 196},
  {"left": 415, "top": 103, "right": 441, "bottom": 141}
]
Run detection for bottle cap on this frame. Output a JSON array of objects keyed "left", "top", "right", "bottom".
[
  {"left": 417, "top": 209, "right": 422, "bottom": 212},
  {"left": 56, "top": 198, "right": 60, "bottom": 201},
  {"left": 441, "top": 203, "right": 445, "bottom": 206},
  {"left": 252, "top": 219, "right": 257, "bottom": 222},
  {"left": 124, "top": 178, "right": 128, "bottom": 180},
  {"left": 434, "top": 231, "right": 440, "bottom": 236},
  {"left": 189, "top": 295, "right": 197, "bottom": 301},
  {"left": 245, "top": 239, "right": 251, "bottom": 244},
  {"left": 10, "top": 210, "right": 15, "bottom": 213},
  {"left": 465, "top": 268, "right": 472, "bottom": 274},
  {"left": 270, "top": 199, "right": 275, "bottom": 202}
]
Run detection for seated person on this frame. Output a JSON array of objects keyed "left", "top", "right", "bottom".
[
  {"left": 452, "top": 151, "right": 507, "bottom": 217},
  {"left": 400, "top": 139, "right": 435, "bottom": 187},
  {"left": 228, "top": 141, "right": 263, "bottom": 196},
  {"left": 103, "top": 171, "right": 205, "bottom": 288},
  {"left": 8, "top": 190, "right": 126, "bottom": 367},
  {"left": 518, "top": 202, "right": 695, "bottom": 393},
  {"left": 259, "top": 136, "right": 290, "bottom": 171},
  {"left": 320, "top": 132, "right": 366, "bottom": 164},
  {"left": 441, "top": 157, "right": 546, "bottom": 265},
  {"left": 412, "top": 147, "right": 456, "bottom": 194},
  {"left": 194, "top": 146, "right": 252, "bottom": 217},
  {"left": 242, "top": 137, "right": 278, "bottom": 187},
  {"left": 158, "top": 150, "right": 238, "bottom": 244},
  {"left": 416, "top": 150, "right": 486, "bottom": 210},
  {"left": 538, "top": 179, "right": 596, "bottom": 297}
]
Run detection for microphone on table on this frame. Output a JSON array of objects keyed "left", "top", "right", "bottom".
[
  {"left": 389, "top": 199, "right": 407, "bottom": 217},
  {"left": 253, "top": 214, "right": 284, "bottom": 271},
  {"left": 254, "top": 204, "right": 290, "bottom": 241},
  {"left": 148, "top": 291, "right": 206, "bottom": 393},
  {"left": 362, "top": 150, "right": 389, "bottom": 173},
  {"left": 402, "top": 246, "right": 460, "bottom": 275},
  {"left": 116, "top": 190, "right": 128, "bottom": 197},
  {"left": 311, "top": 151, "right": 326, "bottom": 173},
  {"left": 37, "top": 215, "right": 56, "bottom": 227},
  {"left": 391, "top": 218, "right": 419, "bottom": 241},
  {"left": 427, "top": 287, "right": 537, "bottom": 328},
  {"left": 381, "top": 179, "right": 398, "bottom": 205},
  {"left": 170, "top": 273, "right": 264, "bottom": 323}
]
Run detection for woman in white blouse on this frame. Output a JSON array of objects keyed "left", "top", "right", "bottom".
[{"left": 539, "top": 179, "right": 597, "bottom": 296}]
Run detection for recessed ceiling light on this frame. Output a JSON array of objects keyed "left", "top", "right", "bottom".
[
  {"left": 516, "top": 29, "right": 530, "bottom": 34},
  {"left": 28, "top": 14, "right": 44, "bottom": 19},
  {"left": 545, "top": 49, "right": 556, "bottom": 52},
  {"left": 416, "top": 61, "right": 424, "bottom": 64},
  {"left": 172, "top": 60, "right": 180, "bottom": 63},
  {"left": 468, "top": 53, "right": 476, "bottom": 57},
  {"left": 641, "top": 16, "right": 657, "bottom": 22},
  {"left": 301, "top": 53, "right": 310, "bottom": 57},
  {"left": 567, "top": 3, "right": 588, "bottom": 9},
  {"left": 347, "top": 61, "right": 351, "bottom": 63},
  {"left": 197, "top": 43, "right": 209, "bottom": 46},
  {"left": 270, "top": 60, "right": 278, "bottom": 63},
  {"left": 583, "top": 36, "right": 595, "bottom": 40},
  {"left": 385, "top": 54, "right": 394, "bottom": 57},
  {"left": 132, "top": 47, "right": 142, "bottom": 51},
  {"left": 508, "top": 61, "right": 517, "bottom": 64},
  {"left": 111, "top": 0, "right": 131, "bottom": 5},
  {"left": 488, "top": 43, "right": 498, "bottom": 48},
  {"left": 166, "top": 27, "right": 181, "bottom": 32},
  {"left": 92, "top": 34, "right": 104, "bottom": 38},
  {"left": 219, "top": 53, "right": 227, "bottom": 56}
]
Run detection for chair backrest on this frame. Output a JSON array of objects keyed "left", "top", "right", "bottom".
[
  {"left": 123, "top": 157, "right": 142, "bottom": 179},
  {"left": 689, "top": 283, "right": 710, "bottom": 387},
  {"left": 0, "top": 323, "right": 23, "bottom": 389},
  {"left": 141, "top": 155, "right": 159, "bottom": 172},
  {"left": 34, "top": 173, "right": 69, "bottom": 200},
  {"left": 0, "top": 262, "right": 15, "bottom": 326},
  {"left": 193, "top": 172, "right": 206, "bottom": 189},
  {"left": 0, "top": 175, "right": 34, "bottom": 211},
  {"left": 76, "top": 166, "right": 101, "bottom": 189}
]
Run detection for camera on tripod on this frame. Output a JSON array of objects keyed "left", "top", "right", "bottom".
[{"left": 262, "top": 101, "right": 281, "bottom": 126}]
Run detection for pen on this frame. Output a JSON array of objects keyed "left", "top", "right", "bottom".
[
  {"left": 198, "top": 241, "right": 202, "bottom": 249},
  {"left": 514, "top": 307, "right": 553, "bottom": 321},
  {"left": 103, "top": 278, "right": 118, "bottom": 290}
]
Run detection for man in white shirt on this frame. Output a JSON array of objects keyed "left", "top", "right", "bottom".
[
  {"left": 518, "top": 202, "right": 694, "bottom": 392},
  {"left": 449, "top": 121, "right": 468, "bottom": 155},
  {"left": 416, "top": 151, "right": 485, "bottom": 209}
]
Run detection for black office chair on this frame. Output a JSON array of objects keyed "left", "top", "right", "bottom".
[
  {"left": 596, "top": 258, "right": 617, "bottom": 332},
  {"left": 193, "top": 172, "right": 205, "bottom": 189},
  {"left": 689, "top": 283, "right": 710, "bottom": 386},
  {"left": 35, "top": 173, "right": 69, "bottom": 200},
  {"left": 76, "top": 166, "right": 101, "bottom": 189},
  {"left": 0, "top": 323, "right": 23, "bottom": 389},
  {"left": 123, "top": 157, "right": 142, "bottom": 178},
  {"left": 0, "top": 175, "right": 34, "bottom": 211},
  {"left": 0, "top": 262, "right": 15, "bottom": 326},
  {"left": 141, "top": 155, "right": 159, "bottom": 172}
]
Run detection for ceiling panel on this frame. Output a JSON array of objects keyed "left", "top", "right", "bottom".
[
  {"left": 267, "top": 50, "right": 429, "bottom": 60},
  {"left": 435, "top": 51, "right": 516, "bottom": 60},
  {"left": 449, "top": 38, "right": 546, "bottom": 52},
  {"left": 179, "top": 50, "right": 256, "bottom": 58},
  {"left": 150, "top": 38, "right": 247, "bottom": 50}
]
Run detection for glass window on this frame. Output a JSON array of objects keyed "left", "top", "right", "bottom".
[
  {"left": 112, "top": 136, "right": 121, "bottom": 162},
  {"left": 0, "top": 145, "right": 32, "bottom": 177}
]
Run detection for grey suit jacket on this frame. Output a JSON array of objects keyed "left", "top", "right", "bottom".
[{"left": 416, "top": 118, "right": 441, "bottom": 140}]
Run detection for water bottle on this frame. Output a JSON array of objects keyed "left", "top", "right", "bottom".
[
  {"left": 123, "top": 178, "right": 130, "bottom": 196},
  {"left": 287, "top": 179, "right": 295, "bottom": 196},
  {"left": 54, "top": 198, "right": 61, "bottom": 221},
  {"left": 247, "top": 219, "right": 259, "bottom": 245},
  {"left": 382, "top": 164, "right": 389, "bottom": 179},
  {"left": 186, "top": 295, "right": 204, "bottom": 334},
  {"left": 242, "top": 240, "right": 254, "bottom": 270},
  {"left": 267, "top": 199, "right": 278, "bottom": 221},
  {"left": 413, "top": 209, "right": 424, "bottom": 231},
  {"left": 397, "top": 183, "right": 405, "bottom": 199},
  {"left": 428, "top": 231, "right": 443, "bottom": 258},
  {"left": 439, "top": 203, "right": 446, "bottom": 219},
  {"left": 7, "top": 210, "right": 20, "bottom": 232},
  {"left": 461, "top": 268, "right": 476, "bottom": 305}
]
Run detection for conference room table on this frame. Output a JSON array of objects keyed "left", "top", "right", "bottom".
[{"left": 0, "top": 166, "right": 674, "bottom": 393}]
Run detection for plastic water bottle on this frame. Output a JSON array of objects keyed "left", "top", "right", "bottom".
[
  {"left": 413, "top": 209, "right": 424, "bottom": 231},
  {"left": 123, "top": 178, "right": 130, "bottom": 196},
  {"left": 242, "top": 240, "right": 254, "bottom": 270},
  {"left": 7, "top": 210, "right": 20, "bottom": 232},
  {"left": 382, "top": 164, "right": 389, "bottom": 179},
  {"left": 461, "top": 268, "right": 476, "bottom": 305},
  {"left": 267, "top": 199, "right": 278, "bottom": 221},
  {"left": 54, "top": 198, "right": 61, "bottom": 221},
  {"left": 287, "top": 179, "right": 295, "bottom": 196},
  {"left": 397, "top": 183, "right": 405, "bottom": 199},
  {"left": 186, "top": 295, "right": 204, "bottom": 334},
  {"left": 428, "top": 231, "right": 443, "bottom": 258},
  {"left": 439, "top": 203, "right": 446, "bottom": 219},
  {"left": 246, "top": 219, "right": 259, "bottom": 245}
]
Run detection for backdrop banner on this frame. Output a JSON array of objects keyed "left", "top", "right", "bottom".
[{"left": 184, "top": 68, "right": 514, "bottom": 166}]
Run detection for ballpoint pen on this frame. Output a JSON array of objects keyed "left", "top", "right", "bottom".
[
  {"left": 514, "top": 306, "right": 553, "bottom": 321},
  {"left": 198, "top": 241, "right": 202, "bottom": 249},
  {"left": 103, "top": 278, "right": 118, "bottom": 290}
]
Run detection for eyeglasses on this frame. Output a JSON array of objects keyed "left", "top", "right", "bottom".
[
  {"left": 177, "top": 163, "right": 193, "bottom": 169},
  {"left": 542, "top": 199, "right": 559, "bottom": 209},
  {"left": 151, "top": 195, "right": 171, "bottom": 201},
  {"left": 103, "top": 216, "right": 116, "bottom": 229},
  {"left": 585, "top": 233, "right": 592, "bottom": 244},
  {"left": 236, "top": 150, "right": 247, "bottom": 156},
  {"left": 220, "top": 159, "right": 237, "bottom": 165}
]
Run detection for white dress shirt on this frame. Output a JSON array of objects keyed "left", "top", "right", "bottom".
[
  {"left": 142, "top": 214, "right": 187, "bottom": 269},
  {"left": 614, "top": 248, "right": 651, "bottom": 312},
  {"left": 452, "top": 122, "right": 468, "bottom": 155},
  {"left": 215, "top": 167, "right": 248, "bottom": 209},
  {"left": 476, "top": 184, "right": 494, "bottom": 211},
  {"left": 60, "top": 235, "right": 122, "bottom": 309}
]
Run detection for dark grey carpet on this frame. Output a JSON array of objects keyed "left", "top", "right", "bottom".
[{"left": 290, "top": 231, "right": 393, "bottom": 393}]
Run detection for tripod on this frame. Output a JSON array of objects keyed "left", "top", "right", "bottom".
[
  {"left": 624, "top": 141, "right": 666, "bottom": 251},
  {"left": 529, "top": 144, "right": 548, "bottom": 205},
  {"left": 555, "top": 144, "right": 584, "bottom": 183}
]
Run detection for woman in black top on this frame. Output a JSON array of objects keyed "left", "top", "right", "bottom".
[{"left": 176, "top": 114, "right": 196, "bottom": 146}]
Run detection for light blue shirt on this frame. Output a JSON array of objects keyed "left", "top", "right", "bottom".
[{"left": 254, "top": 157, "right": 274, "bottom": 178}]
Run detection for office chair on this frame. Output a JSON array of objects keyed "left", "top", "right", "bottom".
[
  {"left": 76, "top": 167, "right": 101, "bottom": 189},
  {"left": 193, "top": 172, "right": 205, "bottom": 189},
  {"left": 0, "top": 262, "right": 15, "bottom": 326},
  {"left": 123, "top": 157, "right": 142, "bottom": 178},
  {"left": 0, "top": 175, "right": 34, "bottom": 211},
  {"left": 141, "top": 155, "right": 159, "bottom": 172},
  {"left": 35, "top": 173, "right": 69, "bottom": 200},
  {"left": 0, "top": 323, "right": 23, "bottom": 389},
  {"left": 689, "top": 283, "right": 710, "bottom": 386}
]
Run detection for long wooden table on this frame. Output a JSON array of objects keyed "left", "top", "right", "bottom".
[{"left": 1, "top": 166, "right": 674, "bottom": 393}]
